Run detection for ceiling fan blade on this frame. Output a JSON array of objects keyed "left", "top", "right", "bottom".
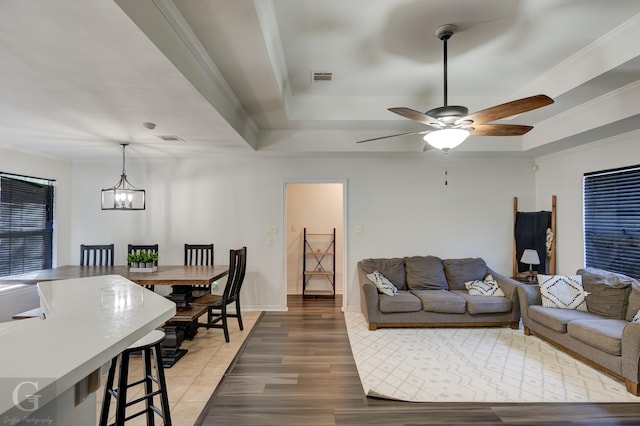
[
  {"left": 467, "top": 124, "right": 533, "bottom": 136},
  {"left": 388, "top": 107, "right": 442, "bottom": 127},
  {"left": 460, "top": 94, "right": 554, "bottom": 125},
  {"left": 356, "top": 130, "right": 429, "bottom": 143}
]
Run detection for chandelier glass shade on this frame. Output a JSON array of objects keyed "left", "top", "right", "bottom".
[
  {"left": 101, "top": 143, "right": 145, "bottom": 210},
  {"left": 423, "top": 128, "right": 470, "bottom": 150}
]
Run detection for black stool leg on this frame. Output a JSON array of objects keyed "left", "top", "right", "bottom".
[
  {"left": 99, "top": 357, "right": 117, "bottom": 426},
  {"left": 115, "top": 352, "right": 130, "bottom": 426},
  {"left": 153, "top": 342, "right": 172, "bottom": 425},
  {"left": 143, "top": 346, "right": 156, "bottom": 426}
]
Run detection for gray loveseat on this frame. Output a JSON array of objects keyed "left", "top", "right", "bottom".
[
  {"left": 358, "top": 256, "right": 521, "bottom": 331},
  {"left": 518, "top": 267, "right": 640, "bottom": 396}
]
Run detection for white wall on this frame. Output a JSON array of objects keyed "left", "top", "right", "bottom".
[
  {"left": 70, "top": 153, "right": 534, "bottom": 312},
  {"left": 4, "top": 132, "right": 639, "bottom": 312},
  {"left": 286, "top": 182, "right": 344, "bottom": 295},
  {"left": 534, "top": 129, "right": 640, "bottom": 275},
  {"left": 0, "top": 144, "right": 535, "bottom": 311},
  {"left": 0, "top": 145, "right": 73, "bottom": 266}
]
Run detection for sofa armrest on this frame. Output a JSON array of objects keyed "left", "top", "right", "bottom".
[
  {"left": 621, "top": 322, "right": 640, "bottom": 385},
  {"left": 487, "top": 268, "right": 519, "bottom": 299},
  {"left": 516, "top": 284, "right": 542, "bottom": 327},
  {"left": 361, "top": 282, "right": 380, "bottom": 323},
  {"left": 357, "top": 261, "right": 379, "bottom": 325}
]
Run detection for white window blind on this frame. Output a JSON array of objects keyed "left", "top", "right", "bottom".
[
  {"left": 583, "top": 165, "right": 640, "bottom": 278},
  {"left": 0, "top": 173, "right": 55, "bottom": 277}
]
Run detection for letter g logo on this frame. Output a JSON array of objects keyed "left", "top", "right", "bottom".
[{"left": 12, "top": 380, "right": 41, "bottom": 412}]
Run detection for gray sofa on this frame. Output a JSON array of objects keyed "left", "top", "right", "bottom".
[
  {"left": 518, "top": 267, "right": 640, "bottom": 396},
  {"left": 358, "top": 256, "right": 521, "bottom": 331}
]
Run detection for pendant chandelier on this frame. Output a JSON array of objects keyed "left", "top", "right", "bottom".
[{"left": 101, "top": 143, "right": 146, "bottom": 210}]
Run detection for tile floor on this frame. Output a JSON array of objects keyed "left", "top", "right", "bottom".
[{"left": 96, "top": 311, "right": 261, "bottom": 426}]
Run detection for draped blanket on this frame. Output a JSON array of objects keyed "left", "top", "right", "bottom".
[{"left": 515, "top": 211, "right": 551, "bottom": 274}]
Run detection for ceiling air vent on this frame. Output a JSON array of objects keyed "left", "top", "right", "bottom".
[
  {"left": 157, "top": 135, "right": 184, "bottom": 142},
  {"left": 312, "top": 72, "right": 332, "bottom": 83}
]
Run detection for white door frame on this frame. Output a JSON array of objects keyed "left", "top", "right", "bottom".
[{"left": 282, "top": 178, "right": 348, "bottom": 311}]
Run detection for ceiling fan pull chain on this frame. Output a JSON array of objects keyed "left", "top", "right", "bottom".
[{"left": 444, "top": 150, "right": 448, "bottom": 186}]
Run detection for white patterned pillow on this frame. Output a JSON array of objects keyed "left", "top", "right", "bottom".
[
  {"left": 632, "top": 308, "right": 640, "bottom": 323},
  {"left": 539, "top": 275, "right": 588, "bottom": 311},
  {"left": 367, "top": 270, "right": 398, "bottom": 296},
  {"left": 464, "top": 274, "right": 505, "bottom": 297}
]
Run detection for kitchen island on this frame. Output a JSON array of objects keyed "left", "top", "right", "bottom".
[{"left": 0, "top": 275, "right": 175, "bottom": 425}]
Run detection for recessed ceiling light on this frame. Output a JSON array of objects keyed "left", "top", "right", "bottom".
[{"left": 143, "top": 122, "right": 156, "bottom": 130}]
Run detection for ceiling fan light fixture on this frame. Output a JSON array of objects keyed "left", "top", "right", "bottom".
[{"left": 423, "top": 128, "right": 470, "bottom": 150}]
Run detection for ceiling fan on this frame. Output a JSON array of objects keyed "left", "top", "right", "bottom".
[{"left": 357, "top": 24, "right": 554, "bottom": 151}]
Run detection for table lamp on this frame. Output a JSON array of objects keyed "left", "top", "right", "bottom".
[{"left": 521, "top": 249, "right": 541, "bottom": 282}]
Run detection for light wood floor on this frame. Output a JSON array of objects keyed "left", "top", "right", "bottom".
[{"left": 197, "top": 295, "right": 640, "bottom": 426}]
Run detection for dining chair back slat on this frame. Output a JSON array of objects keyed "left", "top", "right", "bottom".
[
  {"left": 80, "top": 244, "right": 114, "bottom": 266},
  {"left": 184, "top": 244, "right": 214, "bottom": 266},
  {"left": 184, "top": 244, "right": 214, "bottom": 297}
]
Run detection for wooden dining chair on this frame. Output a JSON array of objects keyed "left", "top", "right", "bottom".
[
  {"left": 184, "top": 244, "right": 214, "bottom": 297},
  {"left": 128, "top": 244, "right": 159, "bottom": 291},
  {"left": 80, "top": 244, "right": 114, "bottom": 266},
  {"left": 193, "top": 247, "right": 246, "bottom": 342}
]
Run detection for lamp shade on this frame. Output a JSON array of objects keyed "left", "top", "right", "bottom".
[
  {"left": 521, "top": 249, "right": 541, "bottom": 265},
  {"left": 423, "top": 128, "right": 470, "bottom": 150}
]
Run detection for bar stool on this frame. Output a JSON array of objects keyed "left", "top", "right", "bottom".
[{"left": 99, "top": 329, "right": 172, "bottom": 426}]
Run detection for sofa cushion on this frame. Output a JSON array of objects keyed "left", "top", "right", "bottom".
[
  {"left": 411, "top": 289, "right": 466, "bottom": 314},
  {"left": 442, "top": 258, "right": 487, "bottom": 290},
  {"left": 360, "top": 258, "right": 407, "bottom": 290},
  {"left": 578, "top": 267, "right": 634, "bottom": 319},
  {"left": 539, "top": 275, "right": 588, "bottom": 311},
  {"left": 367, "top": 271, "right": 398, "bottom": 296},
  {"left": 451, "top": 290, "right": 512, "bottom": 314},
  {"left": 378, "top": 290, "right": 422, "bottom": 313},
  {"left": 404, "top": 256, "right": 447, "bottom": 290},
  {"left": 528, "top": 305, "right": 602, "bottom": 333},
  {"left": 567, "top": 319, "right": 627, "bottom": 356}
]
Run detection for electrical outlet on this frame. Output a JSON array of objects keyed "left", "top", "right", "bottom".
[
  {"left": 267, "top": 225, "right": 278, "bottom": 234},
  {"left": 355, "top": 225, "right": 363, "bottom": 233}
]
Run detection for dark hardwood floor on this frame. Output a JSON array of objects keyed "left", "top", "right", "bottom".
[{"left": 197, "top": 295, "right": 640, "bottom": 425}]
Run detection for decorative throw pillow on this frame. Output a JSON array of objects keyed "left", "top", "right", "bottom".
[
  {"left": 539, "top": 275, "right": 588, "bottom": 311},
  {"left": 464, "top": 274, "right": 505, "bottom": 297},
  {"left": 578, "top": 267, "right": 634, "bottom": 319},
  {"left": 632, "top": 308, "right": 640, "bottom": 323},
  {"left": 366, "top": 270, "right": 398, "bottom": 296}
]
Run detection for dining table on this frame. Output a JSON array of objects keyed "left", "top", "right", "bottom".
[{"left": 1, "top": 264, "right": 230, "bottom": 367}]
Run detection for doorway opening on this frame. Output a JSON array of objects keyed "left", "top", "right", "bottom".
[{"left": 285, "top": 181, "right": 345, "bottom": 308}]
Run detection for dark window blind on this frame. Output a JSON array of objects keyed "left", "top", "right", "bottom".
[
  {"left": 0, "top": 174, "right": 54, "bottom": 277},
  {"left": 584, "top": 165, "right": 640, "bottom": 278}
]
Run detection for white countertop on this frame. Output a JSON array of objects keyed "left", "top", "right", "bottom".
[{"left": 0, "top": 275, "right": 176, "bottom": 419}]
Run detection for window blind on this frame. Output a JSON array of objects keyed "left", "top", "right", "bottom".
[
  {"left": 0, "top": 173, "right": 54, "bottom": 277},
  {"left": 584, "top": 165, "right": 640, "bottom": 278}
]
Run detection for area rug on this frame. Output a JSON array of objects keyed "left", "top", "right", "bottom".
[{"left": 344, "top": 312, "right": 639, "bottom": 402}]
